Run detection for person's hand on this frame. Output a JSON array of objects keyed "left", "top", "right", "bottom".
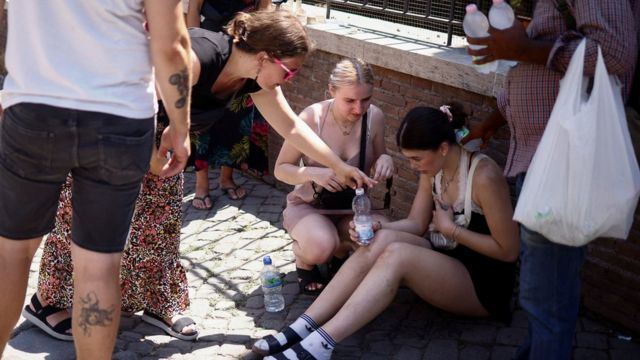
[
  {"left": 467, "top": 21, "right": 528, "bottom": 65},
  {"left": 348, "top": 220, "right": 382, "bottom": 244},
  {"left": 310, "top": 167, "right": 346, "bottom": 192},
  {"left": 158, "top": 125, "right": 190, "bottom": 178},
  {"left": 335, "top": 162, "right": 377, "bottom": 189},
  {"left": 371, "top": 154, "right": 394, "bottom": 181},
  {"left": 461, "top": 109, "right": 505, "bottom": 149},
  {"left": 461, "top": 122, "right": 496, "bottom": 150},
  {"left": 432, "top": 198, "right": 455, "bottom": 236},
  {"left": 149, "top": 147, "right": 169, "bottom": 175}
]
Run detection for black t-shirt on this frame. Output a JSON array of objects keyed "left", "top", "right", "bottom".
[{"left": 188, "top": 28, "right": 261, "bottom": 132}]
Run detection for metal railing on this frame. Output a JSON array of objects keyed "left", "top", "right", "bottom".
[{"left": 300, "top": 0, "right": 534, "bottom": 47}]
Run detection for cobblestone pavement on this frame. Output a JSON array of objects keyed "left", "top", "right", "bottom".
[{"left": 4, "top": 170, "right": 640, "bottom": 360}]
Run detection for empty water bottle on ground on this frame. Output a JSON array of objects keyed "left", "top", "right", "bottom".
[
  {"left": 463, "top": 4, "right": 497, "bottom": 74},
  {"left": 353, "top": 188, "right": 374, "bottom": 246},
  {"left": 261, "top": 256, "right": 285, "bottom": 312},
  {"left": 488, "top": 0, "right": 518, "bottom": 68}
]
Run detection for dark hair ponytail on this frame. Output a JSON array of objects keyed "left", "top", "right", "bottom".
[{"left": 396, "top": 102, "right": 468, "bottom": 151}]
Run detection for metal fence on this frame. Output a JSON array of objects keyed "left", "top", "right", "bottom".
[{"left": 301, "top": 0, "right": 534, "bottom": 46}]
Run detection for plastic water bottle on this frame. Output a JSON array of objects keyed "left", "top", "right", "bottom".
[
  {"left": 488, "top": 0, "right": 518, "bottom": 68},
  {"left": 352, "top": 188, "right": 374, "bottom": 246},
  {"left": 463, "top": 4, "right": 497, "bottom": 74},
  {"left": 455, "top": 126, "right": 483, "bottom": 152},
  {"left": 261, "top": 256, "right": 285, "bottom": 312}
]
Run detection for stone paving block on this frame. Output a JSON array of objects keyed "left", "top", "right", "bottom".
[
  {"left": 257, "top": 237, "right": 292, "bottom": 252},
  {"left": 496, "top": 327, "right": 527, "bottom": 346},
  {"left": 392, "top": 332, "right": 427, "bottom": 348},
  {"left": 609, "top": 337, "right": 640, "bottom": 350},
  {"left": 490, "top": 345, "right": 517, "bottom": 360},
  {"left": 155, "top": 346, "right": 184, "bottom": 359},
  {"left": 219, "top": 343, "right": 251, "bottom": 357},
  {"left": 510, "top": 310, "right": 529, "bottom": 328},
  {"left": 113, "top": 350, "right": 139, "bottom": 360},
  {"left": 7, "top": 169, "right": 640, "bottom": 360},
  {"left": 573, "top": 348, "right": 608, "bottom": 360},
  {"left": 360, "top": 352, "right": 393, "bottom": 360},
  {"left": 190, "top": 298, "right": 211, "bottom": 318},
  {"left": 188, "top": 343, "right": 221, "bottom": 357},
  {"left": 121, "top": 330, "right": 145, "bottom": 341},
  {"left": 423, "top": 339, "right": 459, "bottom": 360},
  {"left": 368, "top": 339, "right": 395, "bottom": 355},
  {"left": 460, "top": 344, "right": 491, "bottom": 360},
  {"left": 576, "top": 332, "right": 608, "bottom": 349},
  {"left": 393, "top": 345, "right": 423, "bottom": 359},
  {"left": 127, "top": 339, "right": 155, "bottom": 354},
  {"left": 611, "top": 348, "right": 640, "bottom": 360}
]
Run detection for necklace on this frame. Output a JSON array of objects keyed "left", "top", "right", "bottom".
[
  {"left": 440, "top": 149, "right": 460, "bottom": 196},
  {"left": 330, "top": 101, "right": 357, "bottom": 136}
]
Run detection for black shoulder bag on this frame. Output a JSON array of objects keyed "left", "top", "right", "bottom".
[{"left": 311, "top": 112, "right": 368, "bottom": 210}]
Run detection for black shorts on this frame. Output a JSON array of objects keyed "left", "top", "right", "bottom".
[{"left": 0, "top": 103, "right": 154, "bottom": 252}]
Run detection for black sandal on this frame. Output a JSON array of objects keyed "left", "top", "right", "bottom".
[
  {"left": 21, "top": 294, "right": 73, "bottom": 341},
  {"left": 140, "top": 311, "right": 198, "bottom": 341},
  {"left": 296, "top": 266, "right": 327, "bottom": 295},
  {"left": 252, "top": 326, "right": 303, "bottom": 356},
  {"left": 269, "top": 343, "right": 319, "bottom": 360}
]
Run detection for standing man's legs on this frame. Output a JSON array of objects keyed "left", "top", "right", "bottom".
[
  {"left": 68, "top": 111, "right": 154, "bottom": 359},
  {"left": 515, "top": 228, "right": 585, "bottom": 360},
  {"left": 514, "top": 174, "right": 586, "bottom": 360},
  {"left": 0, "top": 236, "right": 42, "bottom": 353}
]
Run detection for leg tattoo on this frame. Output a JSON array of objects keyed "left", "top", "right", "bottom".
[{"left": 77, "top": 291, "right": 115, "bottom": 336}]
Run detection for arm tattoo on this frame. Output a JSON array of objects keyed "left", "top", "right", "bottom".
[
  {"left": 169, "top": 68, "right": 189, "bottom": 109},
  {"left": 78, "top": 291, "right": 115, "bottom": 337}
]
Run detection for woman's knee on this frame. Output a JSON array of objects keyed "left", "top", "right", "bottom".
[
  {"left": 293, "top": 234, "right": 339, "bottom": 265},
  {"left": 376, "top": 241, "right": 412, "bottom": 266}
]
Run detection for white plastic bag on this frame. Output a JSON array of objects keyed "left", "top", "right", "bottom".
[{"left": 513, "top": 40, "right": 640, "bottom": 246}]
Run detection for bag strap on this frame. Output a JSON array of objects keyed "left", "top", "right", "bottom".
[
  {"left": 357, "top": 111, "right": 368, "bottom": 171},
  {"left": 463, "top": 153, "right": 487, "bottom": 226}
]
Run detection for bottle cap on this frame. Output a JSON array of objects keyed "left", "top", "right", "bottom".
[
  {"left": 355, "top": 188, "right": 365, "bottom": 195},
  {"left": 466, "top": 4, "right": 478, "bottom": 13},
  {"left": 263, "top": 256, "right": 272, "bottom": 265}
]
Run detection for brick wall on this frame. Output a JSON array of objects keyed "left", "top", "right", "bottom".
[{"left": 269, "top": 49, "right": 640, "bottom": 335}]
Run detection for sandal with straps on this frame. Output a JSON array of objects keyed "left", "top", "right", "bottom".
[
  {"left": 141, "top": 311, "right": 198, "bottom": 341},
  {"left": 296, "top": 266, "right": 327, "bottom": 295},
  {"left": 252, "top": 326, "right": 303, "bottom": 356},
  {"left": 21, "top": 294, "right": 73, "bottom": 341},
  {"left": 266, "top": 343, "right": 319, "bottom": 360}
]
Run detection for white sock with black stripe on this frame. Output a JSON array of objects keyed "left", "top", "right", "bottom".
[
  {"left": 266, "top": 328, "right": 336, "bottom": 360},
  {"left": 253, "top": 314, "right": 319, "bottom": 354}
]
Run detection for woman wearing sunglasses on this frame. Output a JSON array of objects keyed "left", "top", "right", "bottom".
[{"left": 183, "top": 10, "right": 372, "bottom": 202}]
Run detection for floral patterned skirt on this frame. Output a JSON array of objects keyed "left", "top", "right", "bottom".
[
  {"left": 191, "top": 101, "right": 269, "bottom": 177},
  {"left": 37, "top": 173, "right": 189, "bottom": 318}
]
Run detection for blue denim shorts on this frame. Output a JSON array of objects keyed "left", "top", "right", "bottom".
[{"left": 0, "top": 103, "right": 154, "bottom": 252}]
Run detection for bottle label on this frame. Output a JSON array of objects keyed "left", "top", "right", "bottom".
[
  {"left": 263, "top": 275, "right": 282, "bottom": 288},
  {"left": 356, "top": 223, "right": 373, "bottom": 243}
]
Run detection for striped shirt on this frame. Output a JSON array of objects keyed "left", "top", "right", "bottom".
[{"left": 497, "top": 0, "right": 638, "bottom": 177}]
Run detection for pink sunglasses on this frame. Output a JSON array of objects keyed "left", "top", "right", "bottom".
[{"left": 273, "top": 57, "right": 299, "bottom": 81}]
